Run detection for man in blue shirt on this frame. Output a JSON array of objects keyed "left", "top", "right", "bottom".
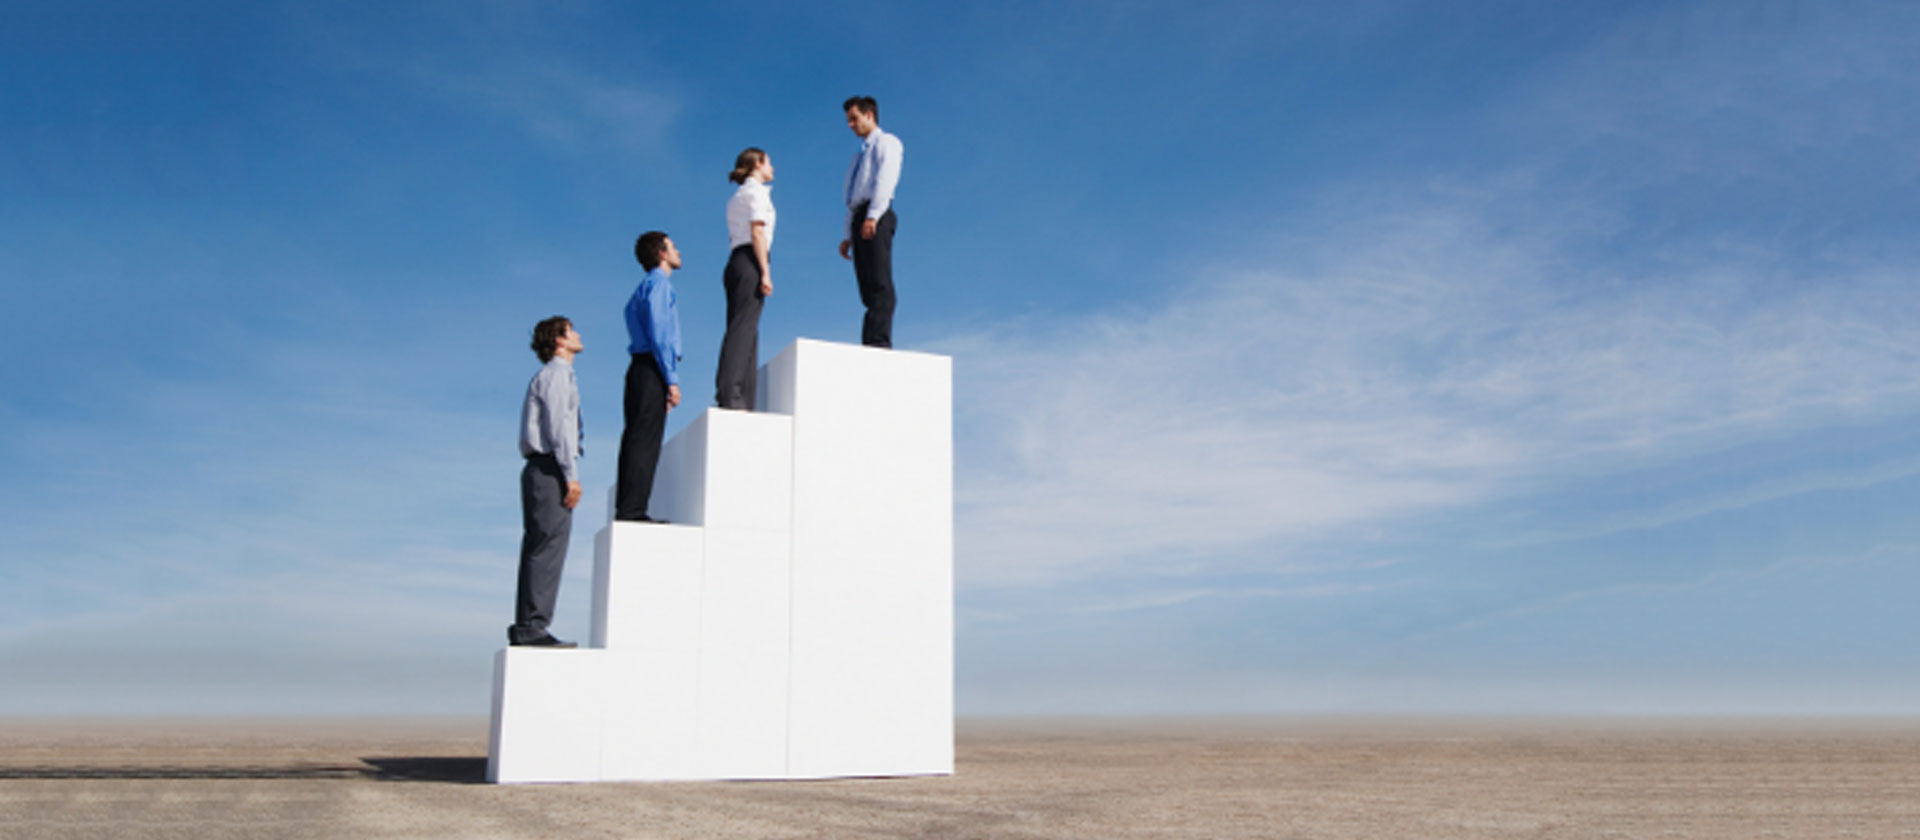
[
  {"left": 838, "top": 95, "right": 903, "bottom": 348},
  {"left": 615, "top": 231, "right": 684, "bottom": 522}
]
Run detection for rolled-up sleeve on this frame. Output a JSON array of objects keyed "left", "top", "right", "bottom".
[
  {"left": 553, "top": 375, "right": 580, "bottom": 482},
  {"left": 647, "top": 283, "right": 680, "bottom": 387},
  {"left": 867, "top": 134, "right": 902, "bottom": 219}
]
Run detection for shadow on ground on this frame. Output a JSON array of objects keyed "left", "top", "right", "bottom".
[
  {"left": 0, "top": 757, "right": 489, "bottom": 783},
  {"left": 0, "top": 764, "right": 367, "bottom": 780},
  {"left": 359, "top": 756, "right": 489, "bottom": 783}
]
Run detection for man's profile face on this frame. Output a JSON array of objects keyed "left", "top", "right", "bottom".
[
  {"left": 846, "top": 107, "right": 875, "bottom": 137},
  {"left": 561, "top": 324, "right": 583, "bottom": 355},
  {"left": 662, "top": 237, "right": 683, "bottom": 270}
]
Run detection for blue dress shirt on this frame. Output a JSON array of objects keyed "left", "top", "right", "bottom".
[
  {"left": 625, "top": 266, "right": 682, "bottom": 386},
  {"left": 843, "top": 127, "right": 903, "bottom": 232}
]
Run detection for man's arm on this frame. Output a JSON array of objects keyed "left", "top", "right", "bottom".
[
  {"left": 646, "top": 281, "right": 683, "bottom": 409},
  {"left": 866, "top": 133, "right": 902, "bottom": 222},
  {"left": 539, "top": 372, "right": 584, "bottom": 509},
  {"left": 843, "top": 152, "right": 860, "bottom": 245},
  {"left": 552, "top": 377, "right": 581, "bottom": 483}
]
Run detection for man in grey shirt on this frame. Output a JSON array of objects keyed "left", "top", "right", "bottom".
[{"left": 512, "top": 316, "right": 584, "bottom": 648}]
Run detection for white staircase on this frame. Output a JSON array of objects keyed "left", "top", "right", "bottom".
[{"left": 487, "top": 339, "right": 954, "bottom": 783}]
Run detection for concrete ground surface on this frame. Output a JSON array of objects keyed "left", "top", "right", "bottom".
[{"left": 2, "top": 716, "right": 1918, "bottom": 839}]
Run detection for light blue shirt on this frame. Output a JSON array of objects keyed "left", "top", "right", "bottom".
[
  {"left": 625, "top": 266, "right": 682, "bottom": 387},
  {"left": 518, "top": 357, "right": 582, "bottom": 482},
  {"left": 843, "top": 126, "right": 903, "bottom": 232}
]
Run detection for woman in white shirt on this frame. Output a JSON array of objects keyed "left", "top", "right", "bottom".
[{"left": 717, "top": 147, "right": 775, "bottom": 410}]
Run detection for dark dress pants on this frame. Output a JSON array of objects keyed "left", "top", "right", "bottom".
[
  {"left": 850, "top": 202, "right": 896, "bottom": 348},
  {"left": 511, "top": 453, "right": 571, "bottom": 644},
  {"left": 615, "top": 352, "right": 667, "bottom": 521},
  {"left": 715, "top": 244, "right": 765, "bottom": 410}
]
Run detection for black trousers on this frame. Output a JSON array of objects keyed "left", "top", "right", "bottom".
[
  {"left": 615, "top": 353, "right": 667, "bottom": 521},
  {"left": 850, "top": 202, "right": 896, "bottom": 348},
  {"left": 715, "top": 244, "right": 765, "bottom": 410},
  {"left": 511, "top": 453, "right": 571, "bottom": 644}
]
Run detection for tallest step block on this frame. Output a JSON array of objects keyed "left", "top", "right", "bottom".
[{"left": 768, "top": 340, "right": 954, "bottom": 778}]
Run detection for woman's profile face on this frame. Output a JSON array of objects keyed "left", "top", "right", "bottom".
[{"left": 758, "top": 156, "right": 775, "bottom": 182}]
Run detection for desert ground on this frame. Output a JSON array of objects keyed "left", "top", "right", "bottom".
[{"left": 2, "top": 716, "right": 1917, "bottom": 839}]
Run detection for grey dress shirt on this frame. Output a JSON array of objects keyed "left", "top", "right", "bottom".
[{"left": 518, "top": 357, "right": 582, "bottom": 482}]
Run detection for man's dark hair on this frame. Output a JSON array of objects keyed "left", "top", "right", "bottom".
[
  {"left": 531, "top": 316, "right": 571, "bottom": 363},
  {"left": 635, "top": 230, "right": 670, "bottom": 271},
  {"left": 843, "top": 96, "right": 878, "bottom": 119}
]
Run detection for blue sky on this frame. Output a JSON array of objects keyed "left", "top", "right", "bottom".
[{"left": 3, "top": 0, "right": 1917, "bottom": 715}]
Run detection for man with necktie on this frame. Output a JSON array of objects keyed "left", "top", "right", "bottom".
[
  {"left": 512, "top": 316, "right": 584, "bottom": 648},
  {"left": 838, "top": 95, "right": 903, "bottom": 348}
]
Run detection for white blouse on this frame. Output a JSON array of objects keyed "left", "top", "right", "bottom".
[{"left": 726, "top": 180, "right": 775, "bottom": 250}]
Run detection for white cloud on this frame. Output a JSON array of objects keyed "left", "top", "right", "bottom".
[
  {"left": 944, "top": 186, "right": 1920, "bottom": 589},
  {"left": 298, "top": 3, "right": 684, "bottom": 152},
  {"left": 941, "top": 3, "right": 1920, "bottom": 592},
  {"left": 1068, "top": 582, "right": 1384, "bottom": 615},
  {"left": 408, "top": 58, "right": 682, "bottom": 151}
]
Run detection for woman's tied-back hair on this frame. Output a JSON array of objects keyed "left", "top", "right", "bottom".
[
  {"left": 729, "top": 147, "right": 767, "bottom": 185},
  {"left": 530, "top": 316, "right": 571, "bottom": 363}
]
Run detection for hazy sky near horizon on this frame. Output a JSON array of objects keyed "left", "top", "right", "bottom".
[{"left": 4, "top": 0, "right": 1918, "bottom": 715}]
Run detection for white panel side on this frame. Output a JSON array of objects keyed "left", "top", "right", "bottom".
[
  {"left": 595, "top": 522, "right": 704, "bottom": 652},
  {"left": 590, "top": 526, "right": 611, "bottom": 648},
  {"left": 698, "top": 410, "right": 794, "bottom": 533},
  {"left": 486, "top": 649, "right": 507, "bottom": 782},
  {"left": 650, "top": 411, "right": 710, "bottom": 526},
  {"left": 694, "top": 527, "right": 793, "bottom": 779},
  {"left": 599, "top": 646, "right": 701, "bottom": 780},
  {"left": 488, "top": 647, "right": 610, "bottom": 783},
  {"left": 761, "top": 344, "right": 799, "bottom": 416},
  {"left": 784, "top": 340, "right": 955, "bottom": 778}
]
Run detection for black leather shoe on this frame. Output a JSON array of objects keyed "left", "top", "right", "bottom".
[
  {"left": 513, "top": 635, "right": 577, "bottom": 648},
  {"left": 616, "top": 515, "right": 672, "bottom": 524}
]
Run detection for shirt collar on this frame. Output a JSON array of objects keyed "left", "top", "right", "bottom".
[{"left": 862, "top": 127, "right": 883, "bottom": 150}]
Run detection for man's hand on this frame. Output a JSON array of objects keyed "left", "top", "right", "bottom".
[
  {"left": 667, "top": 384, "right": 682, "bottom": 409},
  {"left": 563, "top": 481, "right": 582, "bottom": 510},
  {"left": 760, "top": 271, "right": 773, "bottom": 296},
  {"left": 861, "top": 218, "right": 877, "bottom": 240},
  {"left": 838, "top": 239, "right": 852, "bottom": 260}
]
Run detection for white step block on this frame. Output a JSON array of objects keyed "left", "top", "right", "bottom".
[
  {"left": 647, "top": 412, "right": 706, "bottom": 526},
  {"left": 765, "top": 340, "right": 955, "bottom": 778},
  {"left": 590, "top": 522, "right": 704, "bottom": 652},
  {"left": 598, "top": 647, "right": 700, "bottom": 781},
  {"left": 651, "top": 408, "right": 794, "bottom": 531},
  {"left": 693, "top": 526, "right": 792, "bottom": 778},
  {"left": 487, "top": 648, "right": 609, "bottom": 783}
]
